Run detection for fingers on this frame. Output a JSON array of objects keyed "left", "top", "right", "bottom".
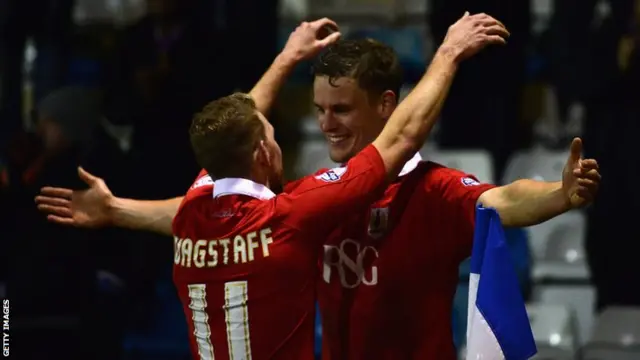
[
  {"left": 39, "top": 186, "right": 73, "bottom": 199},
  {"left": 569, "top": 137, "right": 583, "bottom": 160},
  {"left": 473, "top": 13, "right": 506, "bottom": 29},
  {"left": 78, "top": 166, "right": 98, "bottom": 186},
  {"left": 310, "top": 17, "right": 338, "bottom": 32},
  {"left": 317, "top": 31, "right": 342, "bottom": 47},
  {"left": 572, "top": 158, "right": 601, "bottom": 182},
  {"left": 37, "top": 204, "right": 73, "bottom": 218},
  {"left": 574, "top": 188, "right": 594, "bottom": 203},
  {"left": 484, "top": 34, "right": 507, "bottom": 46},
  {"left": 46, "top": 214, "right": 75, "bottom": 226},
  {"left": 34, "top": 195, "right": 70, "bottom": 207},
  {"left": 580, "top": 159, "right": 599, "bottom": 170},
  {"left": 484, "top": 24, "right": 510, "bottom": 39}
]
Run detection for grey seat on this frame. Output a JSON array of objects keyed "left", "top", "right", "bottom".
[
  {"left": 527, "top": 304, "right": 577, "bottom": 360},
  {"left": 582, "top": 307, "right": 640, "bottom": 360}
]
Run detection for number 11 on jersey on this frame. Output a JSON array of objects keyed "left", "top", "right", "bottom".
[{"left": 188, "top": 281, "right": 253, "bottom": 359}]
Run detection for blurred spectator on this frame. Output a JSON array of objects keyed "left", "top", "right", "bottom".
[
  {"left": 583, "top": 0, "right": 640, "bottom": 311},
  {"left": 0, "top": 0, "right": 75, "bottom": 150},
  {"left": 547, "top": 0, "right": 635, "bottom": 125},
  {"left": 1, "top": 86, "right": 129, "bottom": 358},
  {"left": 104, "top": 0, "right": 233, "bottom": 198},
  {"left": 103, "top": 0, "right": 237, "bottom": 321},
  {"left": 428, "top": 0, "right": 531, "bottom": 180}
]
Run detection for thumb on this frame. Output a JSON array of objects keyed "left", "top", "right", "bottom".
[
  {"left": 77, "top": 166, "right": 98, "bottom": 186},
  {"left": 462, "top": 11, "right": 470, "bottom": 18},
  {"left": 568, "top": 137, "right": 583, "bottom": 163},
  {"left": 317, "top": 31, "right": 342, "bottom": 47}
]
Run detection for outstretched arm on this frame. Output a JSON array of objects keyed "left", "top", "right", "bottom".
[
  {"left": 373, "top": 12, "right": 509, "bottom": 180},
  {"left": 36, "top": 167, "right": 181, "bottom": 236},
  {"left": 478, "top": 138, "right": 601, "bottom": 227},
  {"left": 108, "top": 196, "right": 182, "bottom": 235}
]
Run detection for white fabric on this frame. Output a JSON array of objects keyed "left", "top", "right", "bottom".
[
  {"left": 466, "top": 273, "right": 505, "bottom": 360},
  {"left": 213, "top": 178, "right": 276, "bottom": 200}
]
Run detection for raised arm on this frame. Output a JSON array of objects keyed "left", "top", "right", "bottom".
[
  {"left": 249, "top": 18, "right": 341, "bottom": 115},
  {"left": 372, "top": 12, "right": 509, "bottom": 180},
  {"left": 35, "top": 167, "right": 181, "bottom": 236}
]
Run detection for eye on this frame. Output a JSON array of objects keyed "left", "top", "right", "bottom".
[{"left": 332, "top": 105, "right": 350, "bottom": 114}]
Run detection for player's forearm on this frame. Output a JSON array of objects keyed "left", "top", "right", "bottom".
[
  {"left": 480, "top": 180, "right": 571, "bottom": 227},
  {"left": 373, "top": 47, "right": 459, "bottom": 177},
  {"left": 249, "top": 53, "right": 298, "bottom": 115},
  {"left": 108, "top": 196, "right": 183, "bottom": 236}
]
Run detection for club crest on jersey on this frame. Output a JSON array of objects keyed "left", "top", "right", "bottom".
[
  {"left": 368, "top": 207, "right": 389, "bottom": 239},
  {"left": 316, "top": 167, "right": 347, "bottom": 182},
  {"left": 461, "top": 177, "right": 480, "bottom": 187}
]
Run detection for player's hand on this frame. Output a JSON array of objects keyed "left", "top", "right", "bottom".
[
  {"left": 281, "top": 18, "right": 342, "bottom": 62},
  {"left": 562, "top": 137, "right": 601, "bottom": 208},
  {"left": 441, "top": 12, "right": 509, "bottom": 62},
  {"left": 35, "top": 166, "right": 114, "bottom": 228}
]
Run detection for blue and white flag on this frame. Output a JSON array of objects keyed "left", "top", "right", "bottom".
[{"left": 466, "top": 206, "right": 537, "bottom": 360}]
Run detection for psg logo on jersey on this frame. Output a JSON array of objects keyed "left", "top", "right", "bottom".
[{"left": 368, "top": 207, "right": 389, "bottom": 239}]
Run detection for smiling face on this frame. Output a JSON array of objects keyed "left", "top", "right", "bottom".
[
  {"left": 313, "top": 76, "right": 387, "bottom": 163},
  {"left": 311, "top": 39, "right": 403, "bottom": 163}
]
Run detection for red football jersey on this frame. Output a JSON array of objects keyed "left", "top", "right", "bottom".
[
  {"left": 317, "top": 155, "right": 496, "bottom": 360},
  {"left": 172, "top": 145, "right": 387, "bottom": 360}
]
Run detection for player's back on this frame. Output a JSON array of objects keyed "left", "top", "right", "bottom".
[
  {"left": 173, "top": 144, "right": 388, "bottom": 360},
  {"left": 172, "top": 177, "right": 318, "bottom": 360}
]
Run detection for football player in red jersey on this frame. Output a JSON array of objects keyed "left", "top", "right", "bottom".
[{"left": 36, "top": 14, "right": 600, "bottom": 360}]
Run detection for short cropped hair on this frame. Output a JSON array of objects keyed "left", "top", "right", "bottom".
[
  {"left": 189, "top": 93, "right": 264, "bottom": 178},
  {"left": 312, "top": 38, "right": 403, "bottom": 99}
]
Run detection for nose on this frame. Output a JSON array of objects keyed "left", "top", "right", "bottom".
[{"left": 318, "top": 112, "right": 338, "bottom": 133}]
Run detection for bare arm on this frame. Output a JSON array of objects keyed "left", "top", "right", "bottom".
[
  {"left": 373, "top": 13, "right": 509, "bottom": 180},
  {"left": 478, "top": 138, "right": 601, "bottom": 227},
  {"left": 249, "top": 18, "right": 341, "bottom": 115},
  {"left": 249, "top": 54, "right": 297, "bottom": 115},
  {"left": 108, "top": 196, "right": 183, "bottom": 236},
  {"left": 36, "top": 167, "right": 183, "bottom": 236},
  {"left": 479, "top": 181, "right": 570, "bottom": 227}
]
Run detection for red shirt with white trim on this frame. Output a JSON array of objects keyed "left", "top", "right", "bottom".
[
  {"left": 172, "top": 145, "right": 386, "bottom": 360},
  {"left": 317, "top": 154, "right": 496, "bottom": 360}
]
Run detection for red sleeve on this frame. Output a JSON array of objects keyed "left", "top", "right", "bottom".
[
  {"left": 277, "top": 144, "right": 386, "bottom": 234},
  {"left": 283, "top": 169, "right": 328, "bottom": 193},
  {"left": 429, "top": 165, "right": 496, "bottom": 260}
]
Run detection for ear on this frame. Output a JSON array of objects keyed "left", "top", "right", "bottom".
[
  {"left": 254, "top": 140, "right": 272, "bottom": 168},
  {"left": 378, "top": 90, "right": 397, "bottom": 119}
]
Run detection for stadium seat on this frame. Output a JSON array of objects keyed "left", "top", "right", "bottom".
[
  {"left": 532, "top": 285, "right": 596, "bottom": 345},
  {"left": 582, "top": 306, "right": 640, "bottom": 360},
  {"left": 529, "top": 211, "right": 589, "bottom": 282},
  {"left": 502, "top": 148, "right": 567, "bottom": 185},
  {"left": 526, "top": 303, "right": 577, "bottom": 360},
  {"left": 421, "top": 149, "right": 494, "bottom": 184},
  {"left": 295, "top": 139, "right": 337, "bottom": 177}
]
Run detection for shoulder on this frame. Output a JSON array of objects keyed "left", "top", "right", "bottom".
[
  {"left": 176, "top": 170, "right": 214, "bottom": 216},
  {"left": 414, "top": 161, "right": 485, "bottom": 188}
]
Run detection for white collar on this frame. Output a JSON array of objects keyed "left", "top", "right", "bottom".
[
  {"left": 336, "top": 152, "right": 422, "bottom": 176},
  {"left": 212, "top": 178, "right": 276, "bottom": 200},
  {"left": 211, "top": 153, "right": 422, "bottom": 200},
  {"left": 398, "top": 152, "right": 422, "bottom": 177}
]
